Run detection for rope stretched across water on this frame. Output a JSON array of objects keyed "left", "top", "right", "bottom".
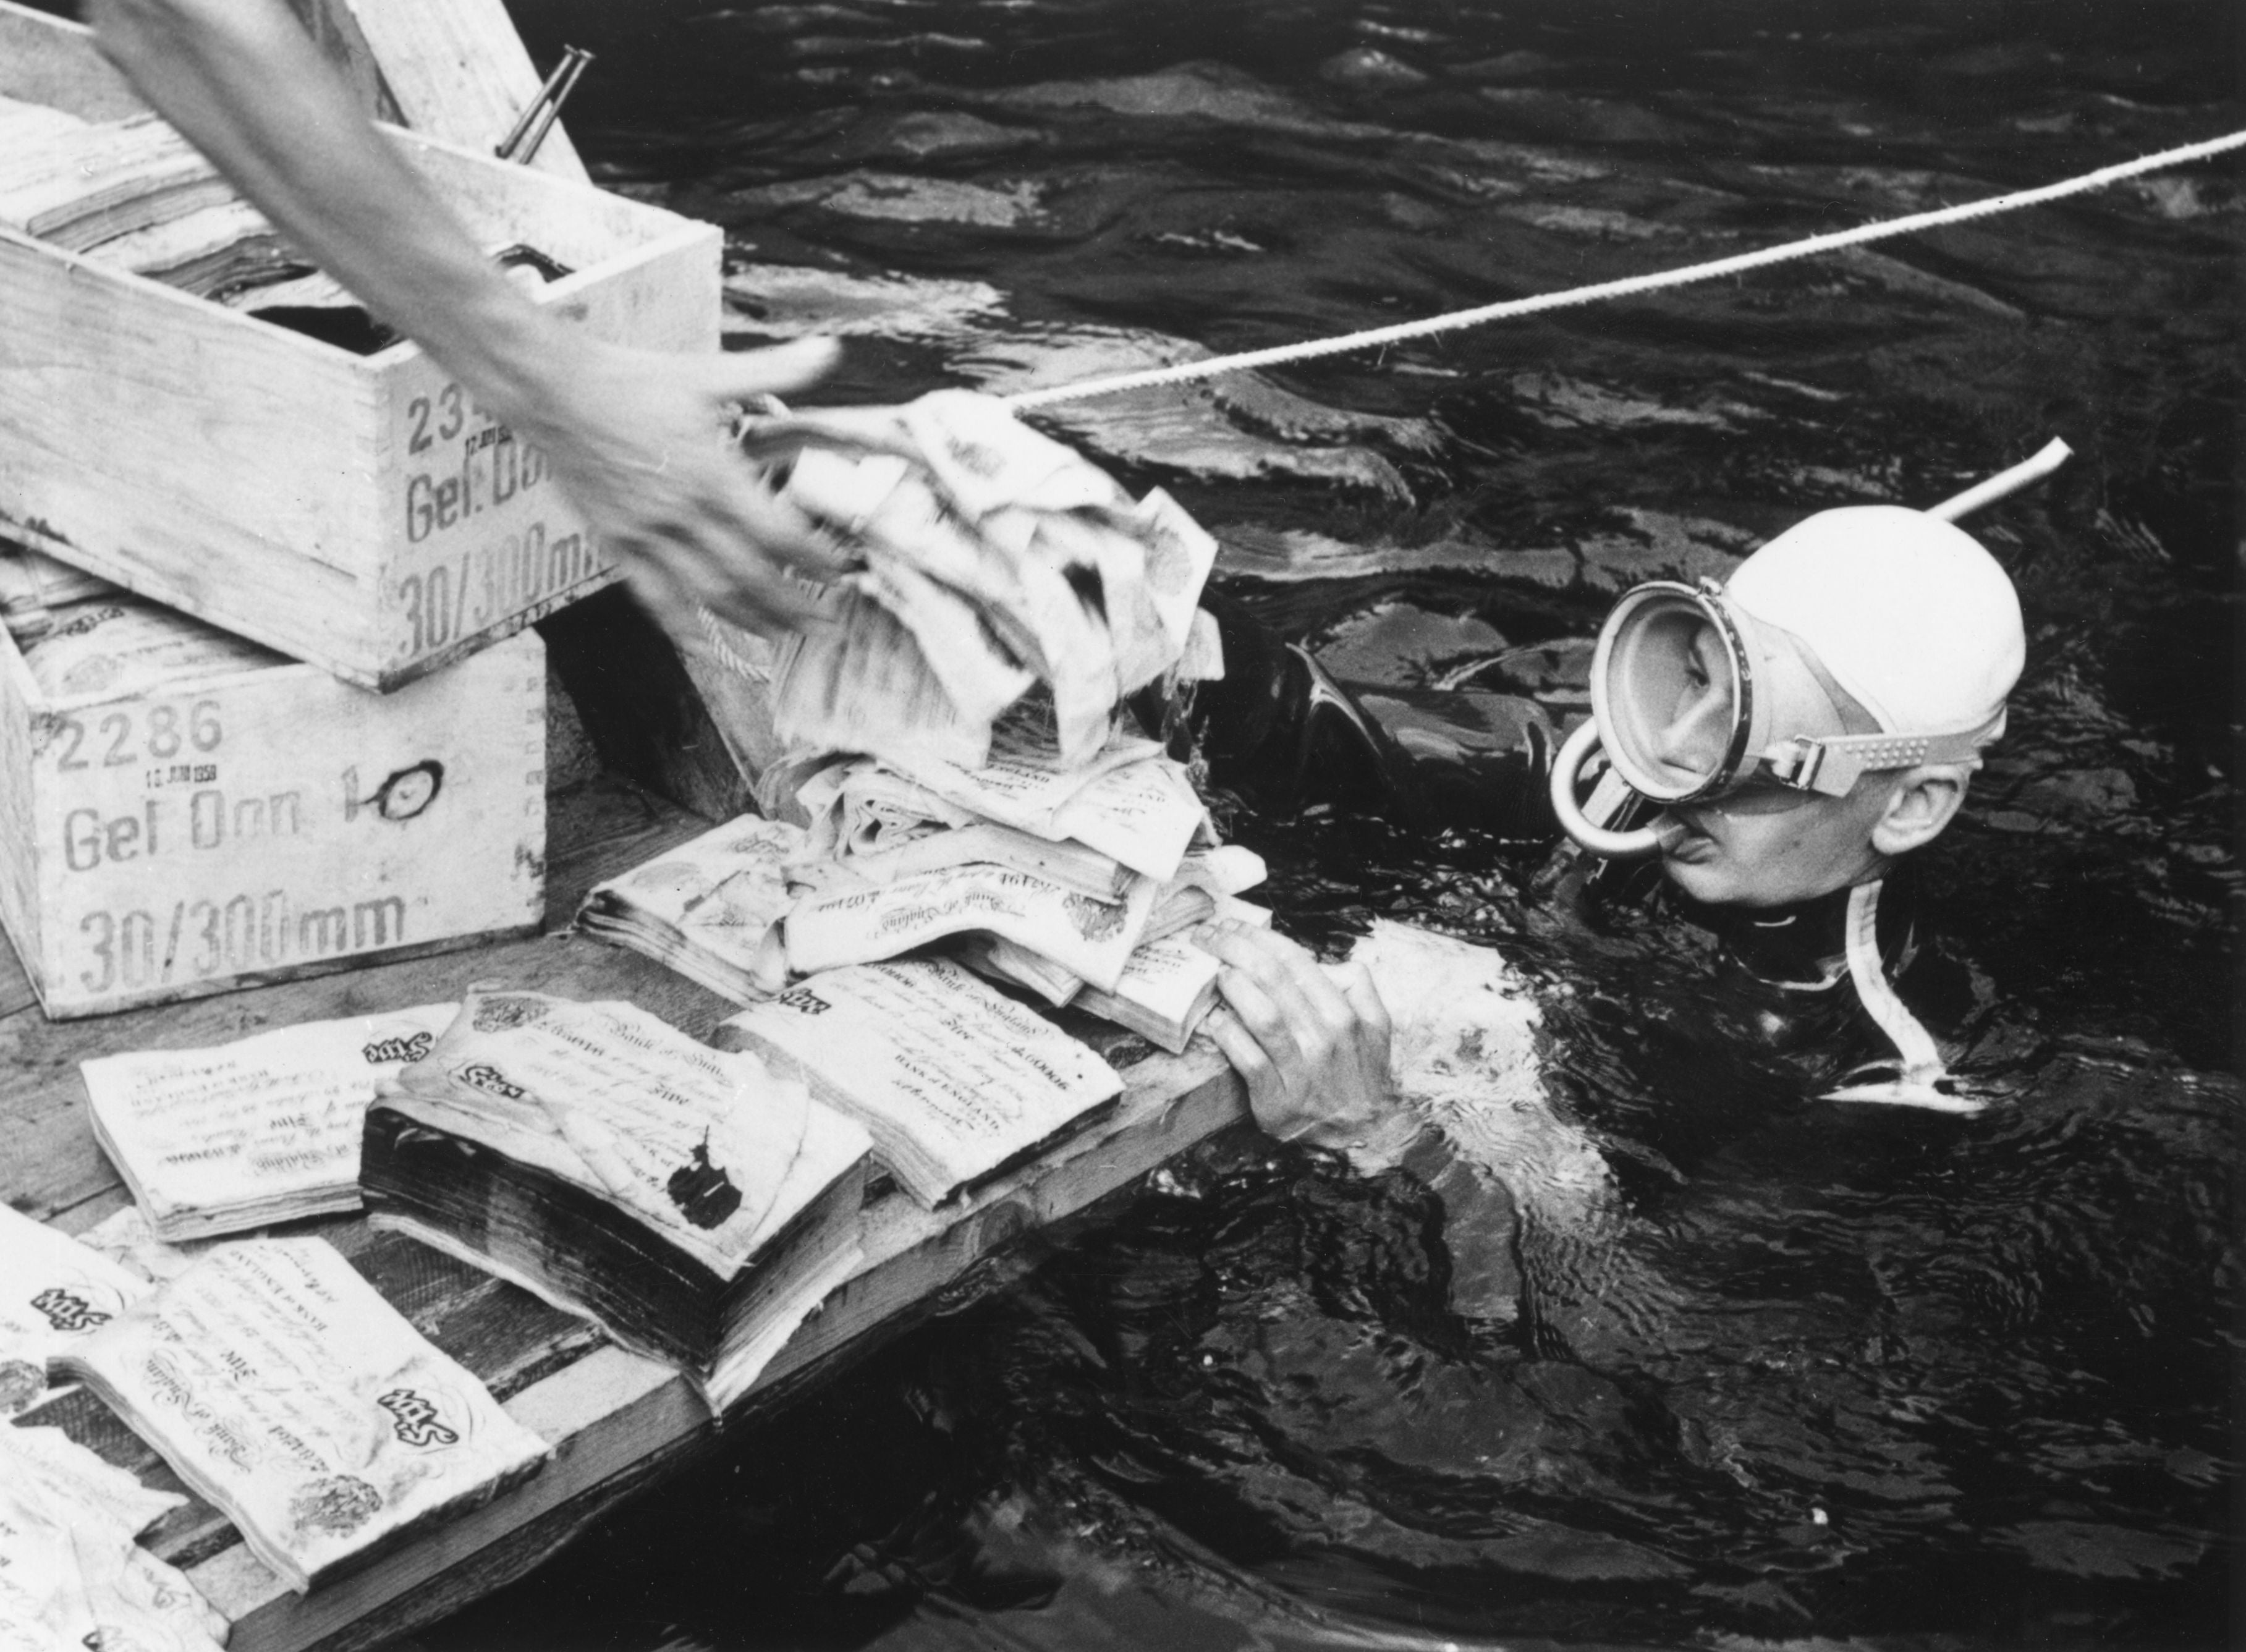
[{"left": 1001, "top": 127, "right": 2246, "bottom": 412}]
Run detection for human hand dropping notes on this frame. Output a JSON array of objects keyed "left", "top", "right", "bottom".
[
  {"left": 511, "top": 335, "right": 849, "bottom": 636},
  {"left": 90, "top": 0, "right": 847, "bottom": 639},
  {"left": 1197, "top": 921, "right": 1419, "bottom": 1174}
]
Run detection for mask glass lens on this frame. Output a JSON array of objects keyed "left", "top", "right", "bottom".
[{"left": 1595, "top": 587, "right": 1747, "bottom": 802}]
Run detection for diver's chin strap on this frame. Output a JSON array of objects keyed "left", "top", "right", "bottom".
[{"left": 1822, "top": 879, "right": 1986, "bottom": 1114}]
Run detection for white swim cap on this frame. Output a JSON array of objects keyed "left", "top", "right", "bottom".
[{"left": 1726, "top": 506, "right": 2024, "bottom": 744}]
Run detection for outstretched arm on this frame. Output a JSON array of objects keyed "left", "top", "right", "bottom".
[
  {"left": 86, "top": 0, "right": 844, "bottom": 637},
  {"left": 1197, "top": 921, "right": 1519, "bottom": 1318}
]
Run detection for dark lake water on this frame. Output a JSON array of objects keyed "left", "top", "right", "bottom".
[{"left": 434, "top": 1, "right": 2239, "bottom": 1646}]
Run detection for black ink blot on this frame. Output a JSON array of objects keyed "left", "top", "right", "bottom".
[
  {"left": 666, "top": 1139, "right": 743, "bottom": 1229},
  {"left": 368, "top": 761, "right": 444, "bottom": 823},
  {"left": 1061, "top": 561, "right": 1108, "bottom": 624}
]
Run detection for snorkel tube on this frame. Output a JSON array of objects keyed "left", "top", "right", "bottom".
[{"left": 1549, "top": 439, "right": 2072, "bottom": 856}]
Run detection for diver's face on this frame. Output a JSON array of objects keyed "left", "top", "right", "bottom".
[
  {"left": 1659, "top": 777, "right": 1890, "bottom": 907},
  {"left": 1649, "top": 621, "right": 1888, "bottom": 907}
]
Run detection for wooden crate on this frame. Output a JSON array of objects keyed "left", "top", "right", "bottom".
[
  {"left": 0, "top": 2, "right": 721, "bottom": 690},
  {"left": 0, "top": 620, "right": 546, "bottom": 1019}
]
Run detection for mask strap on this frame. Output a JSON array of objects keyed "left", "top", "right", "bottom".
[
  {"left": 1741, "top": 619, "right": 2000, "bottom": 796},
  {"left": 1823, "top": 880, "right": 1985, "bottom": 1113},
  {"left": 1762, "top": 721, "right": 1999, "bottom": 796}
]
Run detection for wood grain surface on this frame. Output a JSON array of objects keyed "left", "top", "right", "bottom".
[{"left": 2, "top": 753, "right": 1248, "bottom": 1652}]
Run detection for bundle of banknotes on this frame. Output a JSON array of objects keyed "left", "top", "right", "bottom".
[
  {"left": 363, "top": 989, "right": 874, "bottom": 1412},
  {"left": 0, "top": 1415, "right": 230, "bottom": 1651},
  {"left": 581, "top": 698, "right": 1269, "bottom": 1053},
  {"left": 737, "top": 389, "right": 1223, "bottom": 770},
  {"left": 587, "top": 401, "right": 1268, "bottom": 1052}
]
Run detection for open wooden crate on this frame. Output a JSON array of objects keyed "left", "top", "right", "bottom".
[{"left": 0, "top": 1, "right": 720, "bottom": 690}]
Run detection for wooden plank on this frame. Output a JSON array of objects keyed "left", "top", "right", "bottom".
[
  {"left": 0, "top": 936, "right": 37, "bottom": 1020},
  {"left": 284, "top": 0, "right": 410, "bottom": 130},
  {"left": 171, "top": 1051, "right": 1246, "bottom": 1652},
  {"left": 747, "top": 1043, "right": 1245, "bottom": 1402},
  {"left": 7, "top": 999, "right": 1243, "bottom": 1652},
  {"left": 197, "top": 1348, "right": 701, "bottom": 1652},
  {"left": 0, "top": 1, "right": 146, "bottom": 122},
  {"left": 0, "top": 602, "right": 40, "bottom": 978},
  {"left": 328, "top": 0, "right": 588, "bottom": 182},
  {"left": 388, "top": 136, "right": 709, "bottom": 286},
  {"left": 535, "top": 595, "right": 801, "bottom": 824},
  {"left": 539, "top": 587, "right": 758, "bottom": 824}
]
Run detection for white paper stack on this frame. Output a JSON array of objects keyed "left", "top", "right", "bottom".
[
  {"left": 781, "top": 705, "right": 1270, "bottom": 1043},
  {"left": 363, "top": 991, "right": 873, "bottom": 1412},
  {"left": 0, "top": 1423, "right": 228, "bottom": 1652},
  {"left": 80, "top": 197, "right": 299, "bottom": 297},
  {"left": 20, "top": 595, "right": 283, "bottom": 699},
  {"left": 0, "top": 1203, "right": 149, "bottom": 1418},
  {"left": 716, "top": 957, "right": 1123, "bottom": 1206},
  {"left": 79, "top": 1004, "right": 459, "bottom": 1240},
  {"left": 575, "top": 817, "right": 802, "bottom": 1002},
  {"left": 54, "top": 1236, "right": 552, "bottom": 1594},
  {"left": 580, "top": 703, "right": 1269, "bottom": 1051},
  {"left": 582, "top": 390, "right": 1265, "bottom": 1052},
  {"left": 0, "top": 540, "right": 116, "bottom": 645},
  {"left": 570, "top": 687, "right": 1276, "bottom": 1059},
  {"left": 0, "top": 114, "right": 229, "bottom": 251}
]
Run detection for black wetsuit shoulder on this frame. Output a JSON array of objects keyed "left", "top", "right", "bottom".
[{"left": 1184, "top": 593, "right": 1562, "bottom": 839}]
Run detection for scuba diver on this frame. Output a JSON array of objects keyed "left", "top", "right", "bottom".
[{"left": 1185, "top": 462, "right": 2043, "bottom": 1187}]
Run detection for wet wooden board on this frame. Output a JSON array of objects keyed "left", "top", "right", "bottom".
[{"left": 1, "top": 768, "right": 1245, "bottom": 1652}]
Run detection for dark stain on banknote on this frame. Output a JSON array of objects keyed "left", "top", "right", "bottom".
[
  {"left": 472, "top": 994, "right": 548, "bottom": 1033},
  {"left": 290, "top": 1474, "right": 383, "bottom": 1538},
  {"left": 1065, "top": 892, "right": 1127, "bottom": 942},
  {"left": 0, "top": 1358, "right": 44, "bottom": 1415},
  {"left": 666, "top": 1136, "right": 744, "bottom": 1229}
]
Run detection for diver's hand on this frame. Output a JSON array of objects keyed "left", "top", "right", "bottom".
[
  {"left": 515, "top": 336, "right": 849, "bottom": 638},
  {"left": 1198, "top": 922, "right": 1418, "bottom": 1175}
]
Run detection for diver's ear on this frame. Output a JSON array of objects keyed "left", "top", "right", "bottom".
[{"left": 1868, "top": 764, "right": 1970, "bottom": 857}]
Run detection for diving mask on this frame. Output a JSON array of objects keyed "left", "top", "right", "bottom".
[{"left": 1551, "top": 441, "right": 2062, "bottom": 858}]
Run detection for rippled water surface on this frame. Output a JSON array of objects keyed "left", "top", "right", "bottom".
[{"left": 441, "top": 2, "right": 2237, "bottom": 1646}]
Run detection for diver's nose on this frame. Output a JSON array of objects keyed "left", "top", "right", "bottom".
[{"left": 1652, "top": 674, "right": 1732, "bottom": 779}]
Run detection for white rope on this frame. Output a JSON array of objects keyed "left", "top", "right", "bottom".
[{"left": 1002, "top": 127, "right": 2246, "bottom": 412}]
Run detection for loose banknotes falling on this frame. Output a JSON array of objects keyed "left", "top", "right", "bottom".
[{"left": 737, "top": 389, "right": 1220, "bottom": 769}]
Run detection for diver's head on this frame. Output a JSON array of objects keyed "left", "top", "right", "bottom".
[{"left": 1557, "top": 504, "right": 2025, "bottom": 907}]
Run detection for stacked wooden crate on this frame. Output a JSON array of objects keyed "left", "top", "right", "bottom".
[{"left": 0, "top": 0, "right": 723, "bottom": 1017}]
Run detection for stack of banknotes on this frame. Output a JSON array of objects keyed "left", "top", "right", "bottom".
[
  {"left": 585, "top": 399, "right": 1271, "bottom": 1052},
  {"left": 581, "top": 698, "right": 1269, "bottom": 1053}
]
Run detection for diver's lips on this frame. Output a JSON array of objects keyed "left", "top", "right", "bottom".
[{"left": 1657, "top": 814, "right": 1719, "bottom": 863}]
